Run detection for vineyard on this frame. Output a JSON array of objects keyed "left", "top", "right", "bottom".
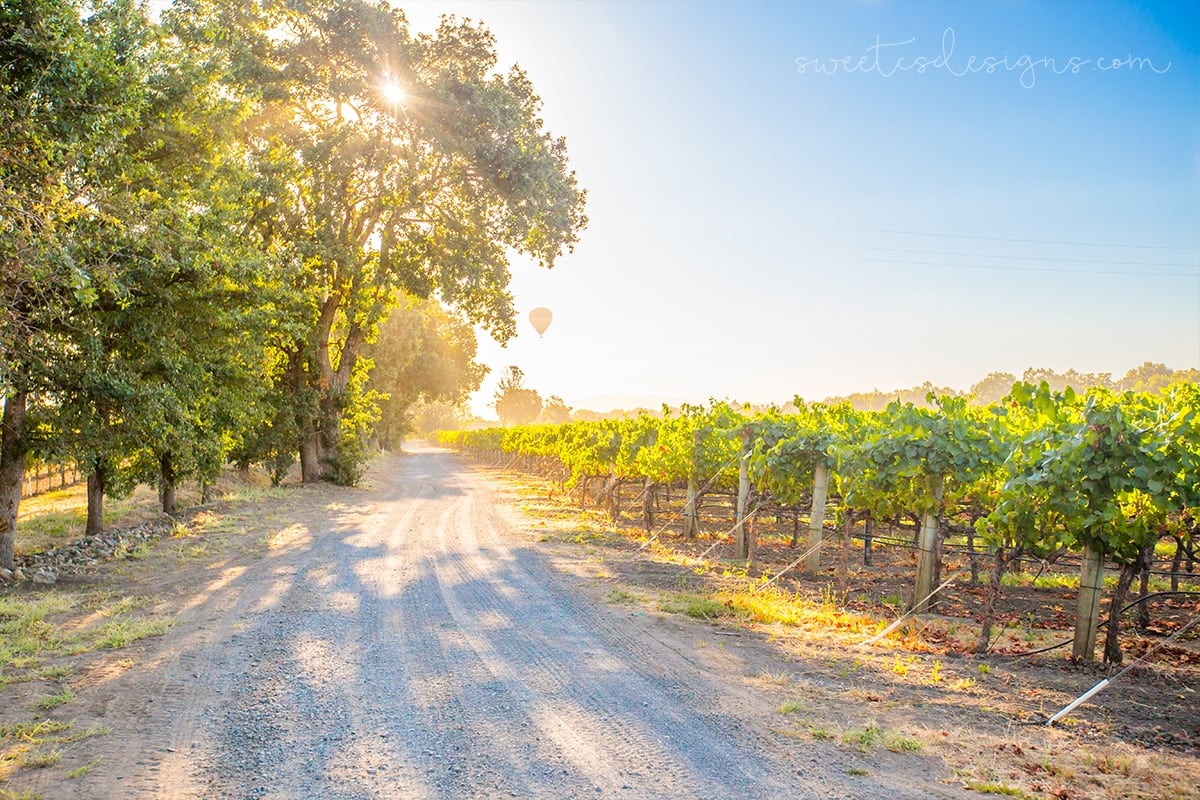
[{"left": 439, "top": 380, "right": 1200, "bottom": 668}]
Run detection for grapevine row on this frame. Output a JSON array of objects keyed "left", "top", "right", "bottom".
[{"left": 439, "top": 381, "right": 1200, "bottom": 664}]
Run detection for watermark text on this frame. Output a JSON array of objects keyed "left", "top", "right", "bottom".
[{"left": 795, "top": 28, "right": 1171, "bottom": 88}]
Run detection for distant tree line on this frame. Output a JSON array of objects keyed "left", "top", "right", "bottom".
[
  {"left": 822, "top": 363, "right": 1196, "bottom": 412},
  {"left": 524, "top": 363, "right": 1197, "bottom": 424}
]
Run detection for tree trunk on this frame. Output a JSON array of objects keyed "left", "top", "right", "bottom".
[
  {"left": 912, "top": 486, "right": 944, "bottom": 613},
  {"left": 317, "top": 391, "right": 343, "bottom": 480},
  {"left": 790, "top": 508, "right": 799, "bottom": 548},
  {"left": 159, "top": 451, "right": 178, "bottom": 515},
  {"left": 86, "top": 460, "right": 106, "bottom": 537},
  {"left": 604, "top": 473, "right": 619, "bottom": 521},
  {"left": 0, "top": 391, "right": 29, "bottom": 572},
  {"left": 1103, "top": 559, "right": 1140, "bottom": 665},
  {"left": 1136, "top": 544, "right": 1153, "bottom": 631},
  {"left": 805, "top": 462, "right": 829, "bottom": 574},
  {"left": 299, "top": 434, "right": 322, "bottom": 483},
  {"left": 733, "top": 427, "right": 751, "bottom": 560},
  {"left": 837, "top": 511, "right": 852, "bottom": 602},
  {"left": 863, "top": 518, "right": 873, "bottom": 566},
  {"left": 967, "top": 521, "right": 980, "bottom": 586},
  {"left": 1072, "top": 544, "right": 1105, "bottom": 662},
  {"left": 641, "top": 476, "right": 655, "bottom": 532},
  {"left": 1172, "top": 536, "right": 1184, "bottom": 592},
  {"left": 311, "top": 299, "right": 367, "bottom": 484},
  {"left": 975, "top": 547, "right": 1019, "bottom": 654},
  {"left": 683, "top": 477, "right": 699, "bottom": 539}
]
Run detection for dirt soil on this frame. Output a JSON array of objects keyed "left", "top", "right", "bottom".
[{"left": 1, "top": 448, "right": 1197, "bottom": 800}]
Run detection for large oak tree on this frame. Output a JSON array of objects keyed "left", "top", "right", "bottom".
[{"left": 172, "top": 0, "right": 586, "bottom": 483}]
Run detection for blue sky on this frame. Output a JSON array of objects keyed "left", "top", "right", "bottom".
[{"left": 400, "top": 1, "right": 1200, "bottom": 416}]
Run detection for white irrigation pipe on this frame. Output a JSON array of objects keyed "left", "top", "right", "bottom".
[
  {"left": 857, "top": 570, "right": 968, "bottom": 646},
  {"left": 1046, "top": 611, "right": 1200, "bottom": 727}
]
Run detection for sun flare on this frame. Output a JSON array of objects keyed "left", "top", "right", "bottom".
[{"left": 380, "top": 80, "right": 405, "bottom": 105}]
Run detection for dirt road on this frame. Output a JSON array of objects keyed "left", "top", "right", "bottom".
[{"left": 32, "top": 449, "right": 966, "bottom": 799}]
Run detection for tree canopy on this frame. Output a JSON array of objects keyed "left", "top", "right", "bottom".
[{"left": 0, "top": 0, "right": 587, "bottom": 568}]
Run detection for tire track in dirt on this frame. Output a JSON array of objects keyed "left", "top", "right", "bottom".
[
  {"left": 429, "top": 481, "right": 775, "bottom": 798},
  {"left": 28, "top": 450, "right": 969, "bottom": 799}
]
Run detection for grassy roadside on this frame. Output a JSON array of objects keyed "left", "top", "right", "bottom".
[
  {"left": 0, "top": 587, "right": 177, "bottom": 787},
  {"left": 0, "top": 469, "right": 307, "bottom": 796},
  {"left": 485, "top": 464, "right": 1200, "bottom": 800}
]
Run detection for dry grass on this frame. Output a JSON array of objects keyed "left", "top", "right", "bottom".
[{"left": 16, "top": 484, "right": 172, "bottom": 557}]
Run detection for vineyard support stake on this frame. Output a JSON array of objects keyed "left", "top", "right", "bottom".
[
  {"left": 805, "top": 462, "right": 829, "bottom": 574},
  {"left": 1073, "top": 545, "right": 1105, "bottom": 661},
  {"left": 912, "top": 485, "right": 944, "bottom": 612}
]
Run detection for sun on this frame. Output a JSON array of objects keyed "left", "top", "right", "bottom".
[{"left": 380, "top": 80, "right": 406, "bottom": 105}]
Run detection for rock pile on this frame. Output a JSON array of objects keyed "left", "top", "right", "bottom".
[{"left": 1, "top": 520, "right": 175, "bottom": 586}]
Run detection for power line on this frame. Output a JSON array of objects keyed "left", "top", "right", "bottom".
[
  {"left": 859, "top": 246, "right": 1199, "bottom": 270},
  {"left": 858, "top": 227, "right": 1196, "bottom": 252},
  {"left": 857, "top": 257, "right": 1199, "bottom": 278}
]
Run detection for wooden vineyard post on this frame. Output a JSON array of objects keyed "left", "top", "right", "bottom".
[
  {"left": 641, "top": 475, "right": 655, "bottom": 532},
  {"left": 1073, "top": 545, "right": 1105, "bottom": 662},
  {"left": 682, "top": 428, "right": 702, "bottom": 539},
  {"left": 911, "top": 485, "right": 944, "bottom": 613},
  {"left": 804, "top": 462, "right": 829, "bottom": 574},
  {"left": 682, "top": 476, "right": 699, "bottom": 539},
  {"left": 734, "top": 426, "right": 751, "bottom": 560}
]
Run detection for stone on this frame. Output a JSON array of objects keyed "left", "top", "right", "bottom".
[
  {"left": 0, "top": 567, "right": 12, "bottom": 582},
  {"left": 32, "top": 568, "right": 57, "bottom": 585}
]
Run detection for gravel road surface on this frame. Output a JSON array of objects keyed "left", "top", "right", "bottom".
[{"left": 44, "top": 449, "right": 964, "bottom": 799}]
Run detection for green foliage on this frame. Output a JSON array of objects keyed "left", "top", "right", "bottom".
[
  {"left": 327, "top": 362, "right": 383, "bottom": 486},
  {"left": 167, "top": 0, "right": 586, "bottom": 481},
  {"left": 367, "top": 296, "right": 486, "bottom": 446},
  {"left": 983, "top": 381, "right": 1196, "bottom": 565},
  {"left": 443, "top": 381, "right": 1199, "bottom": 666},
  {"left": 978, "top": 381, "right": 1083, "bottom": 557},
  {"left": 749, "top": 401, "right": 857, "bottom": 506},
  {"left": 831, "top": 394, "right": 1002, "bottom": 530}
]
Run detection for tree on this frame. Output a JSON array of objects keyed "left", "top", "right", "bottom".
[
  {"left": 172, "top": 0, "right": 586, "bottom": 484},
  {"left": 1115, "top": 362, "right": 1199, "bottom": 394},
  {"left": 538, "top": 396, "right": 572, "bottom": 425},
  {"left": 0, "top": 0, "right": 158, "bottom": 567},
  {"left": 366, "top": 295, "right": 486, "bottom": 449},
  {"left": 40, "top": 0, "right": 270, "bottom": 530},
  {"left": 1021, "top": 367, "right": 1112, "bottom": 394},
  {"left": 968, "top": 372, "right": 1017, "bottom": 406},
  {"left": 410, "top": 400, "right": 465, "bottom": 436},
  {"left": 494, "top": 366, "right": 542, "bottom": 426}
]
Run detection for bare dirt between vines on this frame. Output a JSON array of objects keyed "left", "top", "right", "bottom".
[
  {"left": 0, "top": 448, "right": 1195, "bottom": 800},
  {"left": 472, "top": 458, "right": 1200, "bottom": 800}
]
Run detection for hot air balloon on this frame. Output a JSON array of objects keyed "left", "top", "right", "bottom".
[{"left": 529, "top": 307, "right": 553, "bottom": 337}]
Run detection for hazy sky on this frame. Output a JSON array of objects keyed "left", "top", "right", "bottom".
[{"left": 400, "top": 1, "right": 1200, "bottom": 417}]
